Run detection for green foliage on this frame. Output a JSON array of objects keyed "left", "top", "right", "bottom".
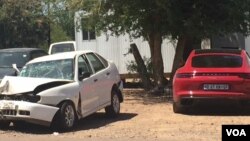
[
  {"left": 68, "top": 0, "right": 250, "bottom": 41},
  {"left": 166, "top": 0, "right": 250, "bottom": 39},
  {"left": 0, "top": 0, "right": 76, "bottom": 49},
  {"left": 68, "top": 0, "right": 170, "bottom": 40},
  {"left": 48, "top": 0, "right": 75, "bottom": 40},
  {"left": 68, "top": 0, "right": 250, "bottom": 88},
  {"left": 126, "top": 57, "right": 152, "bottom": 75},
  {"left": 51, "top": 23, "right": 72, "bottom": 43},
  {"left": 0, "top": 0, "right": 49, "bottom": 49}
]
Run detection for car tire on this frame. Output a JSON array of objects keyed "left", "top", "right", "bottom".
[
  {"left": 13, "top": 121, "right": 26, "bottom": 128},
  {"left": 105, "top": 89, "right": 120, "bottom": 117},
  {"left": 0, "top": 121, "right": 10, "bottom": 129},
  {"left": 57, "top": 101, "right": 76, "bottom": 131},
  {"left": 173, "top": 102, "right": 185, "bottom": 113}
]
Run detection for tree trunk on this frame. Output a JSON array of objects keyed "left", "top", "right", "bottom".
[
  {"left": 169, "top": 35, "right": 189, "bottom": 85},
  {"left": 148, "top": 32, "right": 167, "bottom": 88},
  {"left": 183, "top": 37, "right": 201, "bottom": 61},
  {"left": 169, "top": 35, "right": 201, "bottom": 85},
  {"left": 130, "top": 43, "right": 152, "bottom": 90}
]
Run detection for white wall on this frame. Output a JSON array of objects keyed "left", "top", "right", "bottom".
[
  {"left": 245, "top": 36, "right": 250, "bottom": 54},
  {"left": 75, "top": 33, "right": 175, "bottom": 74},
  {"left": 75, "top": 11, "right": 176, "bottom": 74}
]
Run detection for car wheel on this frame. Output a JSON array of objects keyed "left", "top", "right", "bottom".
[
  {"left": 0, "top": 121, "right": 10, "bottom": 129},
  {"left": 57, "top": 102, "right": 76, "bottom": 131},
  {"left": 105, "top": 89, "right": 120, "bottom": 117},
  {"left": 173, "top": 102, "right": 185, "bottom": 113}
]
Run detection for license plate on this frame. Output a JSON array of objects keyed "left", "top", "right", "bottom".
[{"left": 203, "top": 84, "right": 229, "bottom": 90}]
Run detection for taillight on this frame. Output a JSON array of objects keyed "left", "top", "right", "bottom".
[
  {"left": 176, "top": 73, "right": 250, "bottom": 79},
  {"left": 175, "top": 73, "right": 194, "bottom": 78}
]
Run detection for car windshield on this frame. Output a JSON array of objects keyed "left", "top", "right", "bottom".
[
  {"left": 51, "top": 43, "right": 75, "bottom": 54},
  {"left": 192, "top": 55, "right": 242, "bottom": 68},
  {"left": 19, "top": 59, "right": 74, "bottom": 80},
  {"left": 0, "top": 52, "right": 29, "bottom": 68}
]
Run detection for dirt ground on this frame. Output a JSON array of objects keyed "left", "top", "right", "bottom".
[{"left": 1, "top": 89, "right": 250, "bottom": 141}]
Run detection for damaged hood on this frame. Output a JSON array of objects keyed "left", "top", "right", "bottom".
[{"left": 0, "top": 76, "right": 73, "bottom": 95}]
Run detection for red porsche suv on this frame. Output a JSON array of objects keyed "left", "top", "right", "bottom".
[{"left": 173, "top": 49, "right": 250, "bottom": 113}]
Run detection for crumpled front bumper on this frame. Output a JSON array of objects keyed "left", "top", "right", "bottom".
[{"left": 0, "top": 100, "right": 59, "bottom": 126}]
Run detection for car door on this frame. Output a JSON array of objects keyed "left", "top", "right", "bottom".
[
  {"left": 78, "top": 55, "right": 99, "bottom": 115},
  {"left": 85, "top": 53, "right": 112, "bottom": 107}
]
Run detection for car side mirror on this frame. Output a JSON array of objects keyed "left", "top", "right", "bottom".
[
  {"left": 79, "top": 72, "right": 91, "bottom": 81},
  {"left": 12, "top": 64, "right": 20, "bottom": 75}
]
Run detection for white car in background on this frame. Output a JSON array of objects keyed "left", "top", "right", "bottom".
[
  {"left": 48, "top": 41, "right": 75, "bottom": 55},
  {"left": 0, "top": 51, "right": 123, "bottom": 130}
]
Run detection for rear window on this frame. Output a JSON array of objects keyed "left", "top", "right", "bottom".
[
  {"left": 192, "top": 55, "right": 242, "bottom": 68},
  {"left": 51, "top": 43, "right": 75, "bottom": 54},
  {"left": 0, "top": 52, "right": 29, "bottom": 68}
]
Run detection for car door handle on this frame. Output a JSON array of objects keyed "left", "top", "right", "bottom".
[
  {"left": 106, "top": 72, "right": 110, "bottom": 76},
  {"left": 94, "top": 79, "right": 98, "bottom": 82}
]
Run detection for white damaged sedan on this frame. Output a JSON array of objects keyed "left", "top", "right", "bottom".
[{"left": 0, "top": 50, "right": 123, "bottom": 130}]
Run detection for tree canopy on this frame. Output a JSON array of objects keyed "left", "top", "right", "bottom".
[
  {"left": 167, "top": 0, "right": 250, "bottom": 83},
  {"left": 1, "top": 0, "right": 250, "bottom": 90},
  {"left": 0, "top": 0, "right": 75, "bottom": 49},
  {"left": 69, "top": 0, "right": 171, "bottom": 88},
  {"left": 0, "top": 0, "right": 49, "bottom": 49},
  {"left": 68, "top": 0, "right": 250, "bottom": 89},
  {"left": 167, "top": 0, "right": 250, "bottom": 39},
  {"left": 48, "top": 0, "right": 75, "bottom": 42}
]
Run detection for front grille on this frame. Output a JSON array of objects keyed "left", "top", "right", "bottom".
[
  {"left": 1, "top": 109, "right": 17, "bottom": 116},
  {"left": 0, "top": 110, "right": 31, "bottom": 116},
  {"left": 19, "top": 110, "right": 30, "bottom": 116}
]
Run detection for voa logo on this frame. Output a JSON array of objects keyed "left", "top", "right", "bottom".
[{"left": 226, "top": 129, "right": 246, "bottom": 136}]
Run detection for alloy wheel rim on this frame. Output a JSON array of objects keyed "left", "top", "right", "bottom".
[
  {"left": 113, "top": 94, "right": 120, "bottom": 113},
  {"left": 64, "top": 105, "right": 75, "bottom": 127}
]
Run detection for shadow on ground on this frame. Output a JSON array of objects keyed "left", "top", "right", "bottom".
[
  {"left": 74, "top": 112, "right": 137, "bottom": 130},
  {"left": 2, "top": 112, "right": 137, "bottom": 134},
  {"left": 179, "top": 102, "right": 250, "bottom": 116}
]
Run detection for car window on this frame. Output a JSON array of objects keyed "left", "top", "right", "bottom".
[
  {"left": 86, "top": 53, "right": 105, "bottom": 73},
  {"left": 0, "top": 52, "right": 29, "bottom": 68},
  {"left": 192, "top": 55, "right": 242, "bottom": 68},
  {"left": 20, "top": 59, "right": 74, "bottom": 80},
  {"left": 30, "top": 50, "right": 47, "bottom": 60},
  {"left": 95, "top": 53, "right": 109, "bottom": 67},
  {"left": 51, "top": 43, "right": 75, "bottom": 54},
  {"left": 78, "top": 55, "right": 92, "bottom": 76}
]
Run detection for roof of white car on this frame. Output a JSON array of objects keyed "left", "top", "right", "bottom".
[{"left": 28, "top": 50, "right": 94, "bottom": 64}]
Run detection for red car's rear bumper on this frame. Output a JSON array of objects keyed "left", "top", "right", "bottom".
[{"left": 174, "top": 90, "right": 250, "bottom": 105}]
